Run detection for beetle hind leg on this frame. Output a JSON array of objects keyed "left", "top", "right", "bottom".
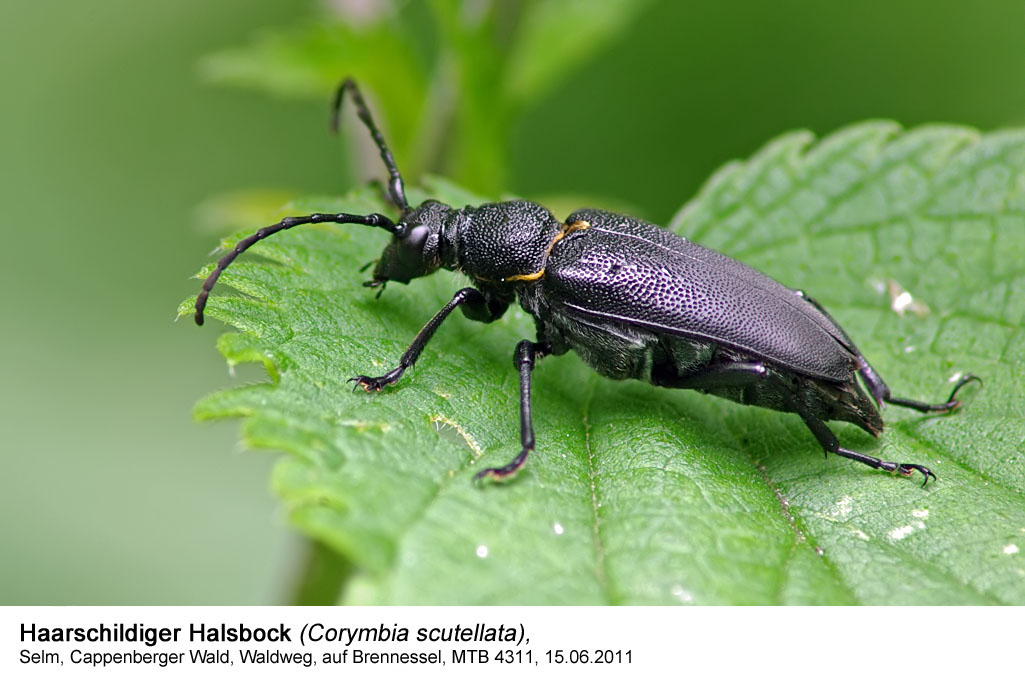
[
  {"left": 858, "top": 362, "right": 981, "bottom": 414},
  {"left": 796, "top": 407, "right": 935, "bottom": 486}
]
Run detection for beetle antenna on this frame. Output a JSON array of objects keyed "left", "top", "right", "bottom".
[
  {"left": 194, "top": 212, "right": 397, "bottom": 325},
  {"left": 331, "top": 78, "right": 409, "bottom": 213}
]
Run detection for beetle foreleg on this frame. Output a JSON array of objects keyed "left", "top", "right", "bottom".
[
  {"left": 796, "top": 407, "right": 936, "bottom": 486},
  {"left": 349, "top": 287, "right": 494, "bottom": 391},
  {"left": 474, "top": 340, "right": 547, "bottom": 483}
]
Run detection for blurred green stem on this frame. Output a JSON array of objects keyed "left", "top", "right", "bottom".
[
  {"left": 286, "top": 539, "right": 353, "bottom": 606},
  {"left": 429, "top": 0, "right": 514, "bottom": 194}
]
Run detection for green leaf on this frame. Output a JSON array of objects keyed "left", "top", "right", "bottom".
[{"left": 184, "top": 123, "right": 1025, "bottom": 604}]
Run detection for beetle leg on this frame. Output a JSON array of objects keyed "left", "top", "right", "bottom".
[
  {"left": 654, "top": 361, "right": 768, "bottom": 390},
  {"left": 349, "top": 287, "right": 494, "bottom": 391},
  {"left": 795, "top": 406, "right": 936, "bottom": 486},
  {"left": 459, "top": 291, "right": 511, "bottom": 323},
  {"left": 859, "top": 363, "right": 981, "bottom": 414},
  {"left": 474, "top": 340, "right": 547, "bottom": 483},
  {"left": 660, "top": 360, "right": 936, "bottom": 485}
]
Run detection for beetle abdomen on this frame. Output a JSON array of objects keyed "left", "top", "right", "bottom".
[
  {"left": 665, "top": 346, "right": 883, "bottom": 436},
  {"left": 545, "top": 209, "right": 859, "bottom": 382},
  {"left": 542, "top": 306, "right": 662, "bottom": 381},
  {"left": 535, "top": 298, "right": 883, "bottom": 435}
]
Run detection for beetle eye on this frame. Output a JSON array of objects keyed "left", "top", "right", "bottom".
[{"left": 398, "top": 224, "right": 430, "bottom": 264}]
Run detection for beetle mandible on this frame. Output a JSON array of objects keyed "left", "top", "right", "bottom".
[{"left": 194, "top": 78, "right": 979, "bottom": 486}]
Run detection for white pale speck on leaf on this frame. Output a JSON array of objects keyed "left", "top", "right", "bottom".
[
  {"left": 553, "top": 523, "right": 564, "bottom": 535},
  {"left": 903, "top": 345, "right": 916, "bottom": 353},
  {"left": 887, "top": 278, "right": 930, "bottom": 317},
  {"left": 949, "top": 371, "right": 964, "bottom": 383},
  {"left": 892, "top": 292, "right": 913, "bottom": 313},
  {"left": 912, "top": 509, "right": 929, "bottom": 519},
  {"left": 671, "top": 585, "right": 693, "bottom": 603},
  {"left": 476, "top": 545, "right": 488, "bottom": 558},
  {"left": 1004, "top": 544, "right": 1019, "bottom": 555},
  {"left": 833, "top": 495, "right": 853, "bottom": 520},
  {"left": 854, "top": 529, "right": 870, "bottom": 541},
  {"left": 889, "top": 525, "right": 915, "bottom": 540}
]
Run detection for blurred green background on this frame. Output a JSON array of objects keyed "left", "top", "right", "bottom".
[{"left": 3, "top": 0, "right": 1024, "bottom": 604}]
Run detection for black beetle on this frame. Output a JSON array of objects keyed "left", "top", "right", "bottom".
[{"left": 195, "top": 78, "right": 979, "bottom": 485}]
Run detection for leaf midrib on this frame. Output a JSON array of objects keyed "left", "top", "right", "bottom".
[{"left": 581, "top": 378, "right": 613, "bottom": 604}]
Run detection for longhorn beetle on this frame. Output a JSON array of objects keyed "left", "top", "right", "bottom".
[{"left": 195, "top": 78, "right": 979, "bottom": 485}]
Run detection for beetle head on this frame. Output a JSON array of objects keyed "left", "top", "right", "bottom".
[{"left": 365, "top": 200, "right": 450, "bottom": 288}]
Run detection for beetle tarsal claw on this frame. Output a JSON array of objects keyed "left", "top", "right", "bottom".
[
  {"left": 897, "top": 463, "right": 936, "bottom": 486},
  {"left": 473, "top": 447, "right": 531, "bottom": 484},
  {"left": 348, "top": 374, "right": 395, "bottom": 392},
  {"left": 473, "top": 467, "right": 514, "bottom": 483},
  {"left": 946, "top": 373, "right": 983, "bottom": 407},
  {"left": 474, "top": 467, "right": 500, "bottom": 481}
]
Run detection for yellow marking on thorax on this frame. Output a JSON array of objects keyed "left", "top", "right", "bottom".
[
  {"left": 563, "top": 219, "right": 590, "bottom": 235},
  {"left": 502, "top": 220, "right": 590, "bottom": 283},
  {"left": 505, "top": 270, "right": 546, "bottom": 282}
]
